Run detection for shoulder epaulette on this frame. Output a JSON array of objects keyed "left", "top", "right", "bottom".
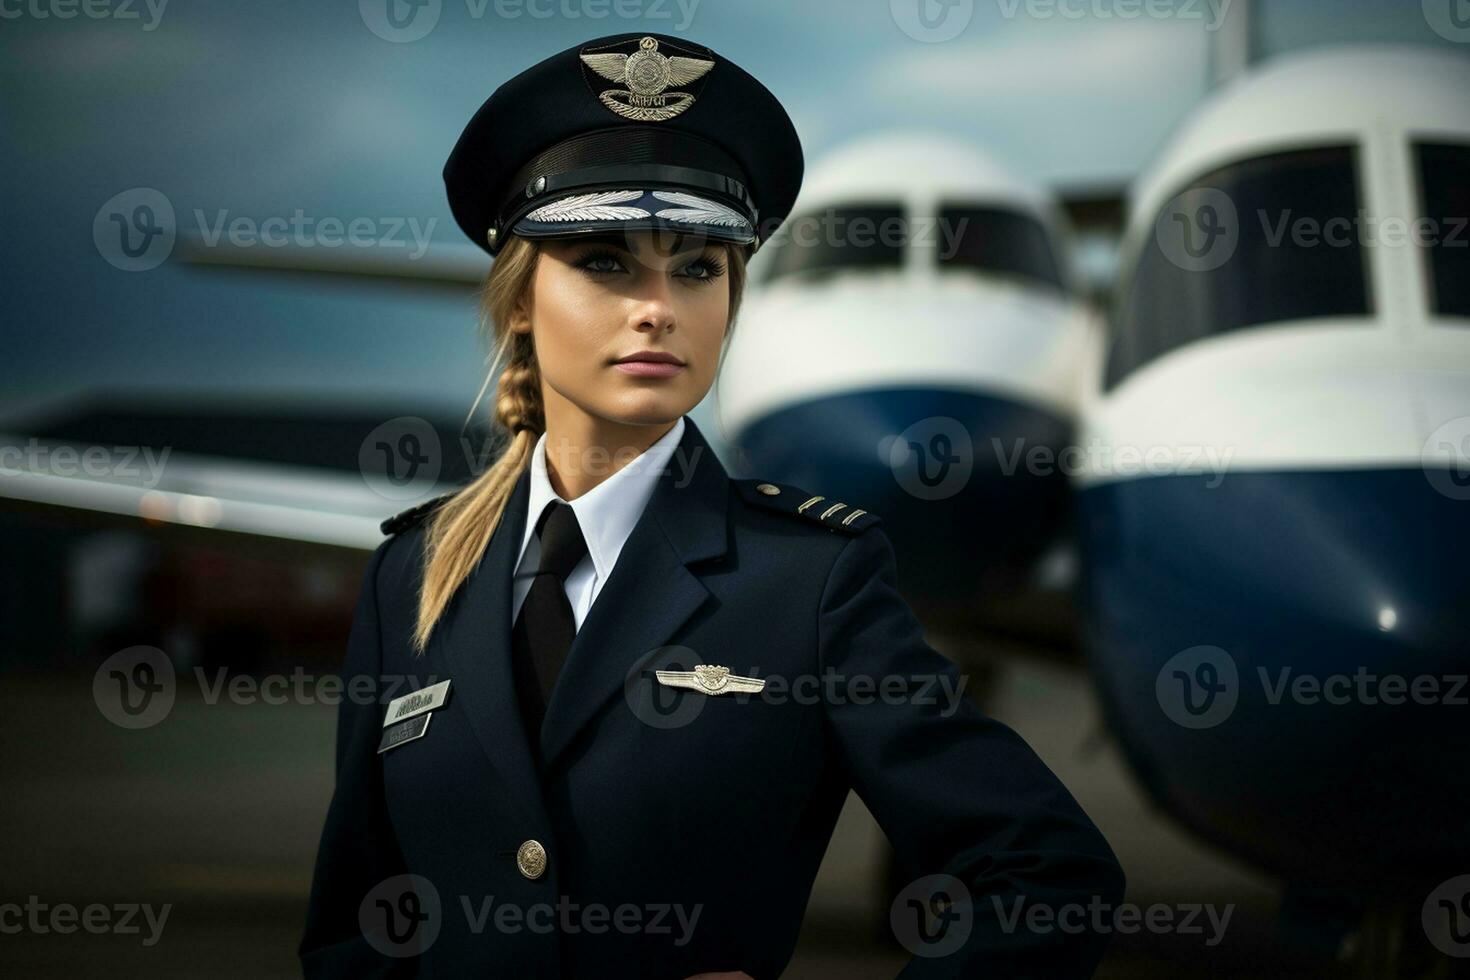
[
  {"left": 380, "top": 491, "right": 456, "bottom": 536},
  {"left": 733, "top": 479, "right": 882, "bottom": 536}
]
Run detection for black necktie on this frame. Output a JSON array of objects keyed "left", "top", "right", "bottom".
[{"left": 511, "top": 500, "right": 588, "bottom": 757}]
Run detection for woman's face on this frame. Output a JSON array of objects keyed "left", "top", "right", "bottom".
[{"left": 512, "top": 230, "right": 731, "bottom": 429}]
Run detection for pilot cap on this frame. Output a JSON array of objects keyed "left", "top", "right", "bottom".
[{"left": 443, "top": 32, "right": 803, "bottom": 257}]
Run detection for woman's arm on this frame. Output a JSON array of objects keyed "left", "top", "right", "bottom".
[
  {"left": 818, "top": 528, "right": 1127, "bottom": 979},
  {"left": 299, "top": 539, "right": 418, "bottom": 979}
]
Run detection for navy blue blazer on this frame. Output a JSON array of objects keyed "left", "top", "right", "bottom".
[{"left": 299, "top": 415, "right": 1124, "bottom": 979}]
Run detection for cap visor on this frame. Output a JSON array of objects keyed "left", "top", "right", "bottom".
[{"left": 511, "top": 188, "right": 755, "bottom": 246}]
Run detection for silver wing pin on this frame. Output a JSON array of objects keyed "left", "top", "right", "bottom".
[{"left": 655, "top": 663, "right": 765, "bottom": 696}]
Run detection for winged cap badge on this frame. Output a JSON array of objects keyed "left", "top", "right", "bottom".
[{"left": 580, "top": 36, "right": 715, "bottom": 122}]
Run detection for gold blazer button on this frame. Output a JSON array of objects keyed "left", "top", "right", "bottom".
[
  {"left": 756, "top": 483, "right": 780, "bottom": 495},
  {"left": 517, "top": 839, "right": 548, "bottom": 880}
]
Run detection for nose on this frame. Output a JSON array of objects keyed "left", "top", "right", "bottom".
[{"left": 630, "top": 275, "right": 677, "bottom": 334}]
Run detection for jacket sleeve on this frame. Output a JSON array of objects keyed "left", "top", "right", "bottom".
[
  {"left": 298, "top": 539, "right": 418, "bottom": 979},
  {"left": 817, "top": 527, "right": 1126, "bottom": 979}
]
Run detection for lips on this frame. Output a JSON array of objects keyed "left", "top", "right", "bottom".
[
  {"left": 613, "top": 351, "right": 685, "bottom": 365},
  {"left": 612, "top": 350, "right": 686, "bottom": 378}
]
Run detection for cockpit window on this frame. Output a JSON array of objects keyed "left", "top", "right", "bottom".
[
  {"left": 759, "top": 203, "right": 904, "bottom": 283},
  {"left": 1415, "top": 142, "right": 1470, "bottom": 320},
  {"left": 935, "top": 204, "right": 1066, "bottom": 292},
  {"left": 1105, "top": 145, "right": 1369, "bottom": 391}
]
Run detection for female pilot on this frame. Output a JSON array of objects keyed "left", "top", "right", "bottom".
[{"left": 300, "top": 30, "right": 1124, "bottom": 980}]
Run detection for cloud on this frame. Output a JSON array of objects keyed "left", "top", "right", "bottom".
[{"left": 858, "top": 19, "right": 1208, "bottom": 180}]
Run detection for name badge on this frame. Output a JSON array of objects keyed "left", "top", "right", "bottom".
[
  {"left": 378, "top": 713, "right": 432, "bottom": 753},
  {"left": 383, "top": 679, "right": 452, "bottom": 727}
]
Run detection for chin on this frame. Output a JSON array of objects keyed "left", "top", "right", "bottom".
[{"left": 605, "top": 395, "right": 694, "bottom": 427}]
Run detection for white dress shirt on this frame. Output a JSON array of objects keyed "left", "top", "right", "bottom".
[{"left": 511, "top": 416, "right": 686, "bottom": 632}]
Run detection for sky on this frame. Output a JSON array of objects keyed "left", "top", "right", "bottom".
[{"left": 0, "top": 0, "right": 1461, "bottom": 428}]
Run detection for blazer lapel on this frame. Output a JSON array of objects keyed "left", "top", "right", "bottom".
[
  {"left": 434, "top": 466, "right": 551, "bottom": 827},
  {"left": 538, "top": 416, "right": 731, "bottom": 772}
]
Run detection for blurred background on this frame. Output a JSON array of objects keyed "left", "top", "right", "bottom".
[{"left": 3, "top": 0, "right": 1468, "bottom": 976}]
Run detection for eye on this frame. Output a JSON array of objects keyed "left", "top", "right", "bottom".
[
  {"left": 679, "top": 253, "right": 727, "bottom": 283},
  {"left": 575, "top": 248, "right": 627, "bottom": 275}
]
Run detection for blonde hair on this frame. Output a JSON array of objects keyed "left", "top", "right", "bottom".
[{"left": 410, "top": 232, "right": 752, "bottom": 653}]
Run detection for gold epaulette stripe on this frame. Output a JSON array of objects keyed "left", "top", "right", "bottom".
[
  {"left": 819, "top": 502, "right": 847, "bottom": 521},
  {"left": 797, "top": 495, "right": 825, "bottom": 513},
  {"left": 841, "top": 508, "right": 867, "bottom": 525}
]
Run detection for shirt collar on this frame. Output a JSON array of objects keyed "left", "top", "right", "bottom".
[{"left": 518, "top": 415, "right": 686, "bottom": 582}]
